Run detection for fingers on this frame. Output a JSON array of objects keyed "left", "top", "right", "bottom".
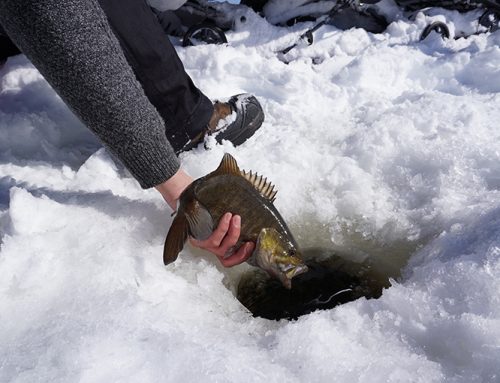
[
  {"left": 220, "top": 214, "right": 241, "bottom": 251},
  {"left": 190, "top": 213, "right": 239, "bottom": 256},
  {"left": 219, "top": 242, "right": 255, "bottom": 267},
  {"left": 190, "top": 212, "right": 232, "bottom": 249},
  {"left": 207, "top": 212, "right": 232, "bottom": 248},
  {"left": 189, "top": 213, "right": 254, "bottom": 268}
]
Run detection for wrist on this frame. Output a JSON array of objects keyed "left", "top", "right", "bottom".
[{"left": 155, "top": 168, "right": 193, "bottom": 210}]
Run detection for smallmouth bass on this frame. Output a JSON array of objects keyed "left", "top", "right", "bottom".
[{"left": 164, "top": 153, "right": 308, "bottom": 288}]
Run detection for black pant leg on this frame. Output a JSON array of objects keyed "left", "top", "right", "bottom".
[
  {"left": 98, "top": 0, "right": 213, "bottom": 152},
  {"left": 0, "top": 24, "right": 22, "bottom": 64}
]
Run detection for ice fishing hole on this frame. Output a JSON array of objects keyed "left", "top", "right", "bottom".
[
  {"left": 235, "top": 247, "right": 393, "bottom": 321},
  {"left": 233, "top": 220, "right": 422, "bottom": 320}
]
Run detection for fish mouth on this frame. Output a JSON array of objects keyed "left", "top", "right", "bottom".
[
  {"left": 279, "top": 265, "right": 308, "bottom": 290},
  {"left": 285, "top": 264, "right": 309, "bottom": 280}
]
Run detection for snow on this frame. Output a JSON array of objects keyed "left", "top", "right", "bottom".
[{"left": 1, "top": 2, "right": 500, "bottom": 382}]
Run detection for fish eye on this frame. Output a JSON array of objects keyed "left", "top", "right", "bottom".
[{"left": 288, "top": 249, "right": 296, "bottom": 256}]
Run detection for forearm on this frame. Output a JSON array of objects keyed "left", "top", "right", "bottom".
[
  {"left": 0, "top": 0, "right": 179, "bottom": 188},
  {"left": 155, "top": 169, "right": 193, "bottom": 210}
]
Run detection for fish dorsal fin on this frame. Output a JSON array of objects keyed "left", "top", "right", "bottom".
[
  {"left": 241, "top": 170, "right": 278, "bottom": 203},
  {"left": 209, "top": 153, "right": 241, "bottom": 177},
  {"left": 209, "top": 153, "right": 278, "bottom": 202}
]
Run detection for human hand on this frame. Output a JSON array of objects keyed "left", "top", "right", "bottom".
[
  {"left": 190, "top": 212, "right": 255, "bottom": 267},
  {"left": 156, "top": 170, "right": 254, "bottom": 267}
]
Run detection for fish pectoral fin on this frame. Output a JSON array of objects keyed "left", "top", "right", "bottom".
[
  {"left": 185, "top": 200, "right": 214, "bottom": 241},
  {"left": 163, "top": 211, "right": 189, "bottom": 265}
]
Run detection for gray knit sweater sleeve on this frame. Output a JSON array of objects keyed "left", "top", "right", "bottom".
[{"left": 0, "top": 0, "right": 180, "bottom": 188}]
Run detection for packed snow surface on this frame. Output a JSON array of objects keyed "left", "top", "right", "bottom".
[{"left": 1, "top": 2, "right": 500, "bottom": 382}]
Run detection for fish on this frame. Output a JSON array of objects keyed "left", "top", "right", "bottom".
[
  {"left": 237, "top": 248, "right": 391, "bottom": 320},
  {"left": 163, "top": 153, "right": 308, "bottom": 288}
]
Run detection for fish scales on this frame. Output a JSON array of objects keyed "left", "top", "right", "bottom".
[
  {"left": 163, "top": 153, "right": 308, "bottom": 288},
  {"left": 194, "top": 174, "right": 294, "bottom": 246}
]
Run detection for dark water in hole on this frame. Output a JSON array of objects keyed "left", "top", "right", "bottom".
[{"left": 236, "top": 248, "right": 392, "bottom": 320}]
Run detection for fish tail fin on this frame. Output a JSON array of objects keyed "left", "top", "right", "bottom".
[{"left": 163, "top": 211, "right": 189, "bottom": 265}]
